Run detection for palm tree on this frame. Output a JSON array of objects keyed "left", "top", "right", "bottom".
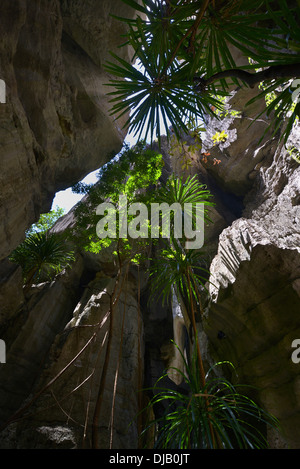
[
  {"left": 143, "top": 344, "right": 280, "bottom": 449},
  {"left": 10, "top": 231, "right": 75, "bottom": 290},
  {"left": 148, "top": 174, "right": 218, "bottom": 445},
  {"left": 105, "top": 0, "right": 300, "bottom": 144},
  {"left": 150, "top": 174, "right": 213, "bottom": 385},
  {"left": 147, "top": 174, "right": 280, "bottom": 448}
]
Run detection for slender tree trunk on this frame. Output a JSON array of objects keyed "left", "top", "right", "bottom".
[
  {"left": 186, "top": 268, "right": 218, "bottom": 449},
  {"left": 91, "top": 293, "right": 115, "bottom": 449}
]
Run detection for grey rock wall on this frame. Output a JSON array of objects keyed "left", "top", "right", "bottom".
[
  {"left": 0, "top": 0, "right": 149, "bottom": 449},
  {"left": 0, "top": 0, "right": 134, "bottom": 261},
  {"left": 203, "top": 115, "right": 300, "bottom": 449},
  {"left": 0, "top": 252, "right": 146, "bottom": 449}
]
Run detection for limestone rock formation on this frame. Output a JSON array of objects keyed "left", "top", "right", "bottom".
[
  {"left": 0, "top": 0, "right": 149, "bottom": 449},
  {"left": 0, "top": 250, "right": 144, "bottom": 449},
  {"left": 0, "top": 0, "right": 134, "bottom": 262},
  {"left": 203, "top": 117, "right": 300, "bottom": 449}
]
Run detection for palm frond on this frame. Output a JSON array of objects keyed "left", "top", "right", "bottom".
[
  {"left": 141, "top": 344, "right": 280, "bottom": 449},
  {"left": 105, "top": 0, "right": 300, "bottom": 144},
  {"left": 10, "top": 231, "right": 75, "bottom": 286}
]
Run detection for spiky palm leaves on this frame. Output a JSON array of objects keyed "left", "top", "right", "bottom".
[
  {"left": 145, "top": 174, "right": 280, "bottom": 448},
  {"left": 106, "top": 0, "right": 300, "bottom": 144},
  {"left": 143, "top": 345, "right": 280, "bottom": 449},
  {"left": 10, "top": 231, "right": 75, "bottom": 289}
]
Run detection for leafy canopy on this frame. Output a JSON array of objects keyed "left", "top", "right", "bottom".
[
  {"left": 26, "top": 206, "right": 65, "bottom": 235},
  {"left": 72, "top": 142, "right": 214, "bottom": 269},
  {"left": 105, "top": 0, "right": 300, "bottom": 144},
  {"left": 72, "top": 141, "right": 165, "bottom": 258}
]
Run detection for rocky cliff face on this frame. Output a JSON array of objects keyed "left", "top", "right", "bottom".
[
  {"left": 0, "top": 1, "right": 300, "bottom": 450},
  {"left": 201, "top": 92, "right": 300, "bottom": 449},
  {"left": 0, "top": 0, "right": 134, "bottom": 262},
  {"left": 0, "top": 0, "right": 145, "bottom": 448}
]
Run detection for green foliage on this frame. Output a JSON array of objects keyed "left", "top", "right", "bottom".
[
  {"left": 212, "top": 94, "right": 241, "bottom": 118},
  {"left": 150, "top": 242, "right": 209, "bottom": 307},
  {"left": 72, "top": 145, "right": 215, "bottom": 276},
  {"left": 72, "top": 141, "right": 165, "bottom": 258},
  {"left": 26, "top": 206, "right": 65, "bottom": 235},
  {"left": 148, "top": 173, "right": 214, "bottom": 395},
  {"left": 141, "top": 171, "right": 281, "bottom": 449},
  {"left": 142, "top": 343, "right": 280, "bottom": 449},
  {"left": 152, "top": 174, "right": 213, "bottom": 308},
  {"left": 151, "top": 173, "right": 214, "bottom": 250},
  {"left": 9, "top": 206, "right": 73, "bottom": 288},
  {"left": 10, "top": 231, "right": 75, "bottom": 288},
  {"left": 169, "top": 120, "right": 206, "bottom": 170},
  {"left": 105, "top": 0, "right": 300, "bottom": 144},
  {"left": 105, "top": 1, "right": 223, "bottom": 142},
  {"left": 247, "top": 78, "right": 300, "bottom": 143}
]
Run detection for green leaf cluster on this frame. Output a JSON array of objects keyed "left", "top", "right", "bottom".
[
  {"left": 248, "top": 78, "right": 300, "bottom": 143},
  {"left": 286, "top": 144, "right": 300, "bottom": 163},
  {"left": 9, "top": 206, "right": 74, "bottom": 288},
  {"left": 26, "top": 206, "right": 65, "bottom": 235},
  {"left": 72, "top": 145, "right": 214, "bottom": 273},
  {"left": 143, "top": 345, "right": 280, "bottom": 449},
  {"left": 212, "top": 129, "right": 228, "bottom": 145},
  {"left": 72, "top": 141, "right": 165, "bottom": 256},
  {"left": 9, "top": 231, "right": 75, "bottom": 288},
  {"left": 150, "top": 243, "right": 210, "bottom": 308},
  {"left": 105, "top": 0, "right": 300, "bottom": 144}
]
